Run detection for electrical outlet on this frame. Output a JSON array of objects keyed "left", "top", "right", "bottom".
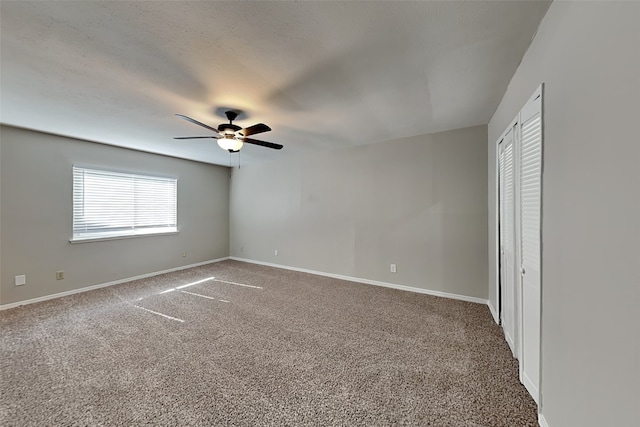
[
  {"left": 182, "top": 251, "right": 187, "bottom": 258},
  {"left": 15, "top": 275, "right": 26, "bottom": 286},
  {"left": 274, "top": 249, "right": 278, "bottom": 256},
  {"left": 56, "top": 271, "right": 64, "bottom": 280},
  {"left": 390, "top": 264, "right": 397, "bottom": 273}
]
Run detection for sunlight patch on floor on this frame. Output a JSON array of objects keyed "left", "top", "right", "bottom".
[
  {"left": 136, "top": 276, "right": 259, "bottom": 309},
  {"left": 133, "top": 305, "right": 185, "bottom": 322},
  {"left": 180, "top": 290, "right": 230, "bottom": 303},
  {"left": 159, "top": 277, "right": 216, "bottom": 294},
  {"left": 213, "top": 278, "right": 262, "bottom": 289}
]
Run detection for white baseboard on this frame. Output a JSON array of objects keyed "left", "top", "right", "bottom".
[
  {"left": 0, "top": 257, "right": 229, "bottom": 311},
  {"left": 3, "top": 256, "right": 489, "bottom": 310},
  {"left": 522, "top": 371, "right": 540, "bottom": 405},
  {"left": 488, "top": 299, "right": 499, "bottom": 324},
  {"left": 230, "top": 257, "right": 488, "bottom": 305},
  {"left": 538, "top": 413, "right": 549, "bottom": 427},
  {"left": 504, "top": 329, "right": 516, "bottom": 357}
]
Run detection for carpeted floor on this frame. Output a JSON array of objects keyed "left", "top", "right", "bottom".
[{"left": 1, "top": 260, "right": 537, "bottom": 426}]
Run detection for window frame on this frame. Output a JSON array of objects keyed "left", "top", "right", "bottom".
[{"left": 70, "top": 165, "right": 178, "bottom": 244}]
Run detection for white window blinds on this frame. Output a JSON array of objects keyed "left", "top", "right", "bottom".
[{"left": 72, "top": 166, "right": 177, "bottom": 241}]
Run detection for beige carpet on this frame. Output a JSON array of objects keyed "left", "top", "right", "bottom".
[{"left": 1, "top": 260, "right": 537, "bottom": 426}]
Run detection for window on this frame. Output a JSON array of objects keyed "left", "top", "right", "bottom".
[{"left": 72, "top": 166, "right": 177, "bottom": 242}]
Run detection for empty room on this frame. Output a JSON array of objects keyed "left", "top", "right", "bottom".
[{"left": 1, "top": 1, "right": 638, "bottom": 426}]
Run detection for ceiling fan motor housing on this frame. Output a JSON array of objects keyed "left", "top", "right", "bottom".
[{"left": 218, "top": 123, "right": 241, "bottom": 133}]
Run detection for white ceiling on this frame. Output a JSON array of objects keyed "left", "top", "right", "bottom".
[{"left": 0, "top": 1, "right": 550, "bottom": 166}]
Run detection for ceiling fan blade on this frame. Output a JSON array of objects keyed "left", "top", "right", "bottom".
[
  {"left": 242, "top": 137, "right": 283, "bottom": 150},
  {"left": 174, "top": 136, "right": 218, "bottom": 139},
  {"left": 238, "top": 123, "right": 271, "bottom": 137},
  {"left": 175, "top": 114, "right": 220, "bottom": 134}
]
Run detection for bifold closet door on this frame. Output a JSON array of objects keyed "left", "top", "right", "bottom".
[
  {"left": 498, "top": 128, "right": 517, "bottom": 355},
  {"left": 519, "top": 92, "right": 542, "bottom": 403}
]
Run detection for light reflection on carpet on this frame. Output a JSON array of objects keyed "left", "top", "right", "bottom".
[
  {"left": 180, "top": 290, "right": 229, "bottom": 303},
  {"left": 133, "top": 305, "right": 185, "bottom": 322}
]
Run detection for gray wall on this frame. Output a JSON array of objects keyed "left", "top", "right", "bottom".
[
  {"left": 488, "top": 2, "right": 640, "bottom": 426},
  {"left": 0, "top": 126, "right": 230, "bottom": 306},
  {"left": 231, "top": 125, "right": 488, "bottom": 300}
]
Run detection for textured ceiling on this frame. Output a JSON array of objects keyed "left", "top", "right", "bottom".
[{"left": 0, "top": 1, "right": 550, "bottom": 166}]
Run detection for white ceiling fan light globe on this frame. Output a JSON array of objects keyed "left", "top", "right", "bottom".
[{"left": 217, "top": 135, "right": 243, "bottom": 151}]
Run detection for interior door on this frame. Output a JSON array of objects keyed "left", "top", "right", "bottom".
[
  {"left": 519, "top": 91, "right": 542, "bottom": 403},
  {"left": 498, "top": 128, "right": 517, "bottom": 356}
]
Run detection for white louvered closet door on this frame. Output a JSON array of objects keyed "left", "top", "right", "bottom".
[
  {"left": 499, "top": 128, "right": 517, "bottom": 355},
  {"left": 519, "top": 91, "right": 542, "bottom": 403}
]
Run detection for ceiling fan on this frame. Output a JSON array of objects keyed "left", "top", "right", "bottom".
[{"left": 174, "top": 111, "right": 283, "bottom": 152}]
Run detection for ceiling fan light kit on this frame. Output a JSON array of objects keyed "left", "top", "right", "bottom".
[
  {"left": 218, "top": 135, "right": 243, "bottom": 152},
  {"left": 174, "top": 110, "right": 282, "bottom": 153}
]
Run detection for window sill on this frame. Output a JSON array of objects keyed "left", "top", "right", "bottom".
[{"left": 69, "top": 230, "right": 179, "bottom": 244}]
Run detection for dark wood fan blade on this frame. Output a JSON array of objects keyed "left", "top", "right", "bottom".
[
  {"left": 174, "top": 136, "right": 218, "bottom": 139},
  {"left": 238, "top": 123, "right": 271, "bottom": 137},
  {"left": 175, "top": 114, "right": 220, "bottom": 134},
  {"left": 242, "top": 137, "right": 283, "bottom": 150}
]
